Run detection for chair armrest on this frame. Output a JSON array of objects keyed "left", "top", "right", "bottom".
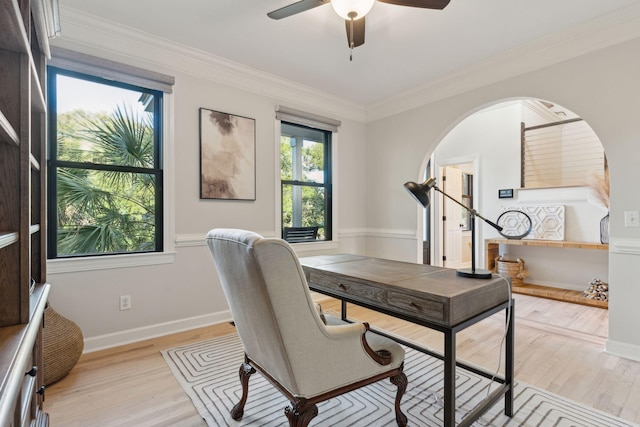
[
  {"left": 324, "top": 322, "right": 366, "bottom": 339},
  {"left": 361, "top": 323, "right": 392, "bottom": 366},
  {"left": 324, "top": 321, "right": 392, "bottom": 366}
]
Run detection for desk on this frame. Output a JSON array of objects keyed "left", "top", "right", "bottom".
[{"left": 299, "top": 254, "right": 514, "bottom": 427}]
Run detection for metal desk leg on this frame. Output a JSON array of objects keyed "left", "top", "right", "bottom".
[
  {"left": 341, "top": 300, "right": 348, "bottom": 321},
  {"left": 444, "top": 329, "right": 456, "bottom": 427},
  {"left": 505, "top": 298, "right": 515, "bottom": 416}
]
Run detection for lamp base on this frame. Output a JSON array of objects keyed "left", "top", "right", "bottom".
[{"left": 456, "top": 268, "right": 493, "bottom": 279}]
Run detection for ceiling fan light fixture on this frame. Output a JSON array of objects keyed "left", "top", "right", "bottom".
[{"left": 331, "top": 0, "right": 375, "bottom": 20}]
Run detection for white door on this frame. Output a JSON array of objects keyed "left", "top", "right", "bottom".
[{"left": 443, "top": 166, "right": 463, "bottom": 268}]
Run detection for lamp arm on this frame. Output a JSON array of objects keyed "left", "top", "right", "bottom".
[{"left": 432, "top": 186, "right": 503, "bottom": 232}]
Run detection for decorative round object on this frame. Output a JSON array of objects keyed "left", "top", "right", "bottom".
[
  {"left": 43, "top": 305, "right": 84, "bottom": 385},
  {"left": 496, "top": 209, "right": 533, "bottom": 239}
]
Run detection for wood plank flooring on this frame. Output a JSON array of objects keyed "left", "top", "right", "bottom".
[{"left": 45, "top": 294, "right": 640, "bottom": 426}]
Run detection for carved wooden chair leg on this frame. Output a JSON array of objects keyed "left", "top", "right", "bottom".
[
  {"left": 284, "top": 398, "right": 319, "bottom": 427},
  {"left": 230, "top": 360, "right": 256, "bottom": 420},
  {"left": 390, "top": 370, "right": 408, "bottom": 427}
]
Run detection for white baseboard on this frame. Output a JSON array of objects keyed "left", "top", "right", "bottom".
[
  {"left": 605, "top": 338, "right": 640, "bottom": 362},
  {"left": 83, "top": 310, "right": 232, "bottom": 353}
]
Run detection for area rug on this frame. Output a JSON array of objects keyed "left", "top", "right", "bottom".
[{"left": 162, "top": 333, "right": 637, "bottom": 426}]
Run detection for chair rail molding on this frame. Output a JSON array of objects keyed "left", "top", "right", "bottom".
[
  {"left": 175, "top": 231, "right": 275, "bottom": 248},
  {"left": 609, "top": 238, "right": 640, "bottom": 255},
  {"left": 365, "top": 228, "right": 417, "bottom": 240}
]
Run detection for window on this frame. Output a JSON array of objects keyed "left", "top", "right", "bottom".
[
  {"left": 280, "top": 122, "right": 332, "bottom": 242},
  {"left": 522, "top": 118, "right": 606, "bottom": 188},
  {"left": 47, "top": 67, "right": 163, "bottom": 258}
]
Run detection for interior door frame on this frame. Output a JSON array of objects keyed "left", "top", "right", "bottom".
[{"left": 432, "top": 156, "right": 479, "bottom": 268}]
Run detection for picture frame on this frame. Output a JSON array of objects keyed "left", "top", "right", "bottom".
[{"left": 199, "top": 108, "right": 256, "bottom": 200}]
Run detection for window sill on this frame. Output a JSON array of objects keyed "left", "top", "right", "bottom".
[{"left": 47, "top": 251, "right": 176, "bottom": 274}]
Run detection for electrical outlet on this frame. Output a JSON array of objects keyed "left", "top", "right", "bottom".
[
  {"left": 120, "top": 295, "right": 132, "bottom": 311},
  {"left": 624, "top": 211, "right": 640, "bottom": 228}
]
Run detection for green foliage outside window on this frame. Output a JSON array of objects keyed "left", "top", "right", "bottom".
[
  {"left": 55, "top": 105, "right": 158, "bottom": 256},
  {"left": 280, "top": 131, "right": 329, "bottom": 240}
]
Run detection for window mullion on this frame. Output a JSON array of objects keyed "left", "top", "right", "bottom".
[{"left": 54, "top": 160, "right": 159, "bottom": 175}]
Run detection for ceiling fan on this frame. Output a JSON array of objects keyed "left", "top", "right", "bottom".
[{"left": 268, "top": 0, "right": 450, "bottom": 60}]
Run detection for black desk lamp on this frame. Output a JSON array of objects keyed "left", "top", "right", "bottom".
[{"left": 404, "top": 178, "right": 504, "bottom": 279}]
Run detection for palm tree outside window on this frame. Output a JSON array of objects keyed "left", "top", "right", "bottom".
[{"left": 47, "top": 67, "right": 163, "bottom": 257}]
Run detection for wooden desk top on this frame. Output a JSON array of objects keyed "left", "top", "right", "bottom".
[{"left": 300, "top": 254, "right": 510, "bottom": 328}]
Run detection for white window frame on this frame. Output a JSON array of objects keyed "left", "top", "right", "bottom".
[
  {"left": 274, "top": 107, "right": 340, "bottom": 252},
  {"left": 47, "top": 49, "right": 176, "bottom": 273}
]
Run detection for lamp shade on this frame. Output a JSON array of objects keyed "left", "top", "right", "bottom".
[
  {"left": 404, "top": 178, "right": 436, "bottom": 208},
  {"left": 331, "top": 0, "right": 375, "bottom": 20}
]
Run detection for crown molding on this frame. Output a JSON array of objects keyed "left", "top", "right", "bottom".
[
  {"left": 54, "top": 6, "right": 367, "bottom": 123},
  {"left": 365, "top": 3, "right": 640, "bottom": 121},
  {"left": 54, "top": 4, "right": 640, "bottom": 124}
]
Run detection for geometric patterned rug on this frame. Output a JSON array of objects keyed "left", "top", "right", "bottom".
[{"left": 162, "top": 333, "right": 638, "bottom": 427}]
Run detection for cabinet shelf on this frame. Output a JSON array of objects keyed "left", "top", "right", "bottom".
[
  {"left": 0, "top": 232, "right": 19, "bottom": 250},
  {"left": 0, "top": 111, "right": 19, "bottom": 146},
  {"left": 30, "top": 56, "right": 46, "bottom": 113},
  {"left": 0, "top": 0, "right": 30, "bottom": 54},
  {"left": 510, "top": 282, "right": 608, "bottom": 309},
  {"left": 30, "top": 153, "right": 40, "bottom": 171}
]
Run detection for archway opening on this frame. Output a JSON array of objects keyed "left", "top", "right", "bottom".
[{"left": 422, "top": 98, "right": 609, "bottom": 310}]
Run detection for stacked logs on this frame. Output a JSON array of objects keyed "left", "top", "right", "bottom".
[{"left": 584, "top": 278, "right": 608, "bottom": 301}]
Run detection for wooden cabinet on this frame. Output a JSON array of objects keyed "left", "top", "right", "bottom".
[{"left": 1, "top": 0, "right": 58, "bottom": 425}]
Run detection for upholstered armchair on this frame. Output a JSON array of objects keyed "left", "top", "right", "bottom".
[{"left": 206, "top": 228, "right": 408, "bottom": 427}]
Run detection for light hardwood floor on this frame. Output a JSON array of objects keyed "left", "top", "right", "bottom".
[{"left": 45, "top": 294, "right": 640, "bottom": 426}]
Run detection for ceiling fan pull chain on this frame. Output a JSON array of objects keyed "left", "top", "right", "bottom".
[{"left": 348, "top": 12, "right": 356, "bottom": 61}]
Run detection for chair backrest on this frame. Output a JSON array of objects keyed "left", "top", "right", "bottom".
[
  {"left": 283, "top": 226, "right": 318, "bottom": 243},
  {"left": 206, "top": 228, "right": 327, "bottom": 394}
]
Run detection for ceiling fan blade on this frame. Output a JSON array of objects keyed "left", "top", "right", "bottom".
[
  {"left": 376, "top": 0, "right": 450, "bottom": 10},
  {"left": 267, "top": 0, "right": 331, "bottom": 19},
  {"left": 345, "top": 17, "right": 365, "bottom": 47}
]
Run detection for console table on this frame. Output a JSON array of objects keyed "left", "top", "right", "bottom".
[
  {"left": 485, "top": 238, "right": 609, "bottom": 308},
  {"left": 299, "top": 254, "right": 514, "bottom": 427}
]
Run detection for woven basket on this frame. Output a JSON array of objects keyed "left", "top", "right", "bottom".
[
  {"left": 494, "top": 256, "right": 529, "bottom": 286},
  {"left": 43, "top": 305, "right": 84, "bottom": 385}
]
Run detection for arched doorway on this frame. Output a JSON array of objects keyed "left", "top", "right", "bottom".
[{"left": 422, "top": 98, "right": 609, "bottom": 308}]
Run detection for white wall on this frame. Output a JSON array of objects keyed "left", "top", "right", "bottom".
[
  {"left": 365, "top": 36, "right": 640, "bottom": 361},
  {"left": 47, "top": 9, "right": 368, "bottom": 352},
  {"left": 48, "top": 8, "right": 640, "bottom": 362},
  {"left": 431, "top": 101, "right": 608, "bottom": 290}
]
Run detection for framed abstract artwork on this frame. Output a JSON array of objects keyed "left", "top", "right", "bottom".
[{"left": 199, "top": 108, "right": 256, "bottom": 200}]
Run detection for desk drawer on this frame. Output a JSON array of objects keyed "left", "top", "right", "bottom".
[
  {"left": 309, "top": 272, "right": 383, "bottom": 303},
  {"left": 387, "top": 291, "right": 445, "bottom": 322}
]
